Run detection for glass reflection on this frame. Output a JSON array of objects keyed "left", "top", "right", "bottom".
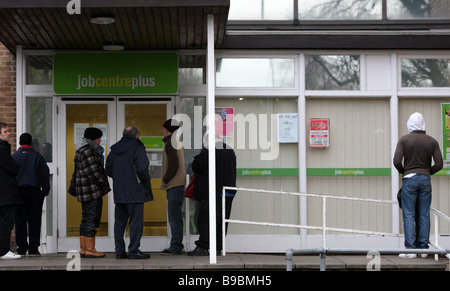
[
  {"left": 299, "top": 0, "right": 382, "bottom": 20},
  {"left": 305, "top": 55, "right": 360, "bottom": 90},
  {"left": 388, "top": 0, "right": 450, "bottom": 19},
  {"left": 216, "top": 58, "right": 295, "bottom": 88},
  {"left": 401, "top": 58, "right": 450, "bottom": 87},
  {"left": 229, "top": 0, "right": 294, "bottom": 20}
]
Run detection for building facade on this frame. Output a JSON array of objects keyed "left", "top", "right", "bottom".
[{"left": 1, "top": 0, "right": 450, "bottom": 254}]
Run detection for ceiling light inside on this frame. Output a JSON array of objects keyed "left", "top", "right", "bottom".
[
  {"left": 90, "top": 16, "right": 115, "bottom": 25},
  {"left": 102, "top": 43, "right": 125, "bottom": 51}
]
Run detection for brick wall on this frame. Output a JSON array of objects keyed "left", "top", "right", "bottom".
[
  {"left": 0, "top": 42, "right": 17, "bottom": 252},
  {"left": 0, "top": 42, "right": 16, "bottom": 150}
]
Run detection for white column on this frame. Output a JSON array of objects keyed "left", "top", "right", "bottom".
[
  {"left": 390, "top": 53, "right": 400, "bottom": 235},
  {"left": 298, "top": 53, "right": 307, "bottom": 247},
  {"left": 16, "top": 45, "right": 23, "bottom": 135},
  {"left": 206, "top": 14, "right": 217, "bottom": 264}
]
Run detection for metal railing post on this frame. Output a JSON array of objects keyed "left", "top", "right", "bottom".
[
  {"left": 434, "top": 212, "right": 439, "bottom": 261},
  {"left": 222, "top": 186, "right": 226, "bottom": 256},
  {"left": 322, "top": 197, "right": 326, "bottom": 249}
]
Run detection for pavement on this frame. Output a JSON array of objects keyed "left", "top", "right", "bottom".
[{"left": 0, "top": 252, "right": 448, "bottom": 271}]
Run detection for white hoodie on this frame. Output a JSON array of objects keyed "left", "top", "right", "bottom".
[{"left": 407, "top": 112, "right": 425, "bottom": 132}]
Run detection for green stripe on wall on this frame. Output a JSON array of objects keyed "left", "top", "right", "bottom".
[
  {"left": 307, "top": 168, "right": 391, "bottom": 177},
  {"left": 237, "top": 168, "right": 450, "bottom": 177}
]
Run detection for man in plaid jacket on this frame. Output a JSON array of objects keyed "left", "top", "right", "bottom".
[{"left": 74, "top": 127, "right": 110, "bottom": 258}]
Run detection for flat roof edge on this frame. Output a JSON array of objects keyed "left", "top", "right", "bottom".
[{"left": 0, "top": 0, "right": 230, "bottom": 8}]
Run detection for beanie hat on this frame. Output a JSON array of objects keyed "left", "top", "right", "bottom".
[
  {"left": 84, "top": 127, "right": 103, "bottom": 140},
  {"left": 19, "top": 133, "right": 32, "bottom": 145},
  {"left": 163, "top": 119, "right": 180, "bottom": 133}
]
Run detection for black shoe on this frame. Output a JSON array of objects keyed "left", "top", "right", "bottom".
[
  {"left": 116, "top": 253, "right": 127, "bottom": 259},
  {"left": 187, "top": 246, "right": 209, "bottom": 256},
  {"left": 128, "top": 250, "right": 150, "bottom": 259},
  {"left": 161, "top": 248, "right": 182, "bottom": 255}
]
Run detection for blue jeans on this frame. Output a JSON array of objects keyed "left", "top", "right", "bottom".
[
  {"left": 401, "top": 174, "right": 432, "bottom": 249},
  {"left": 167, "top": 186, "right": 185, "bottom": 253}
]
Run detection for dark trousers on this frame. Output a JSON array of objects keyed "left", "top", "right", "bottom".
[
  {"left": 15, "top": 187, "right": 45, "bottom": 254},
  {"left": 114, "top": 203, "right": 144, "bottom": 255},
  {"left": 80, "top": 197, "right": 103, "bottom": 237},
  {"left": 0, "top": 205, "right": 16, "bottom": 257},
  {"left": 195, "top": 196, "right": 234, "bottom": 251}
]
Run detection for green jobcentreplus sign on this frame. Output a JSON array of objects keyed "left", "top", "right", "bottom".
[{"left": 54, "top": 52, "right": 178, "bottom": 94}]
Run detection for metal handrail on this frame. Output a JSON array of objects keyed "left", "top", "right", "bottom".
[
  {"left": 221, "top": 186, "right": 450, "bottom": 266},
  {"left": 286, "top": 248, "right": 450, "bottom": 271}
]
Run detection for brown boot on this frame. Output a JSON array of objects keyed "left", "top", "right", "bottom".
[
  {"left": 80, "top": 236, "right": 86, "bottom": 257},
  {"left": 84, "top": 236, "right": 105, "bottom": 258}
]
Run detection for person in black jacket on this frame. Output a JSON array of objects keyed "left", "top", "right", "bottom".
[
  {"left": 106, "top": 126, "right": 153, "bottom": 259},
  {"left": 0, "top": 122, "right": 22, "bottom": 260},
  {"left": 188, "top": 133, "right": 237, "bottom": 256},
  {"left": 12, "top": 133, "right": 50, "bottom": 256}
]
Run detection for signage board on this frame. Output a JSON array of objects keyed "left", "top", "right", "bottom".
[{"left": 54, "top": 52, "right": 178, "bottom": 94}]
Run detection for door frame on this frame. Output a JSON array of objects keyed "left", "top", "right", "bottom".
[
  {"left": 56, "top": 97, "right": 176, "bottom": 253},
  {"left": 56, "top": 97, "right": 116, "bottom": 252}
]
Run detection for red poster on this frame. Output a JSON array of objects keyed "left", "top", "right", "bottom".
[
  {"left": 309, "top": 118, "right": 329, "bottom": 148},
  {"left": 215, "top": 107, "right": 234, "bottom": 137}
]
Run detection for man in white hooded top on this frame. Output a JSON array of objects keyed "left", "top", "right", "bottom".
[{"left": 394, "top": 112, "right": 443, "bottom": 258}]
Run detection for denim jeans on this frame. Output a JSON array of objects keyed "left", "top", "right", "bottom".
[
  {"left": 167, "top": 186, "right": 185, "bottom": 253},
  {"left": 401, "top": 174, "right": 432, "bottom": 249}
]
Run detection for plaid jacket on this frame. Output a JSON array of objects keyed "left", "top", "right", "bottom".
[{"left": 74, "top": 145, "right": 110, "bottom": 202}]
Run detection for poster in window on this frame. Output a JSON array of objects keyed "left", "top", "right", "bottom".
[
  {"left": 215, "top": 107, "right": 234, "bottom": 137},
  {"left": 278, "top": 113, "right": 298, "bottom": 143},
  {"left": 442, "top": 103, "right": 450, "bottom": 160}
]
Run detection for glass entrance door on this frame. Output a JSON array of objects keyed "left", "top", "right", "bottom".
[
  {"left": 65, "top": 103, "right": 110, "bottom": 237},
  {"left": 57, "top": 98, "right": 173, "bottom": 252},
  {"left": 117, "top": 100, "right": 172, "bottom": 237}
]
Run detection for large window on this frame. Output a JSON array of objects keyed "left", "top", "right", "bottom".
[
  {"left": 179, "top": 54, "right": 206, "bottom": 85},
  {"left": 401, "top": 58, "right": 450, "bottom": 88},
  {"left": 229, "top": 0, "right": 294, "bottom": 20},
  {"left": 216, "top": 58, "right": 295, "bottom": 88},
  {"left": 229, "top": 0, "right": 450, "bottom": 22},
  {"left": 26, "top": 55, "right": 53, "bottom": 85},
  {"left": 305, "top": 55, "right": 360, "bottom": 90},
  {"left": 299, "top": 0, "right": 382, "bottom": 20},
  {"left": 26, "top": 97, "right": 53, "bottom": 162},
  {"left": 388, "top": 0, "right": 450, "bottom": 19}
]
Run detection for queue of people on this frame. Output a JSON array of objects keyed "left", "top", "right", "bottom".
[
  {"left": 0, "top": 119, "right": 237, "bottom": 260},
  {"left": 1, "top": 111, "right": 442, "bottom": 260}
]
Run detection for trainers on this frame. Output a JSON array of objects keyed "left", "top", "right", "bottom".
[
  {"left": 0, "top": 251, "right": 22, "bottom": 260},
  {"left": 187, "top": 246, "right": 209, "bottom": 256},
  {"left": 399, "top": 253, "right": 417, "bottom": 259}
]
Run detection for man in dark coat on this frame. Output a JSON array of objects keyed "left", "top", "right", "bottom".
[
  {"left": 12, "top": 133, "right": 50, "bottom": 256},
  {"left": 106, "top": 126, "right": 153, "bottom": 259},
  {"left": 0, "top": 122, "right": 22, "bottom": 260},
  {"left": 188, "top": 134, "right": 237, "bottom": 256}
]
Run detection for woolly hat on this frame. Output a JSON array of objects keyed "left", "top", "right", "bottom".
[
  {"left": 163, "top": 119, "right": 180, "bottom": 133},
  {"left": 84, "top": 127, "right": 103, "bottom": 140},
  {"left": 19, "top": 133, "right": 32, "bottom": 145}
]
